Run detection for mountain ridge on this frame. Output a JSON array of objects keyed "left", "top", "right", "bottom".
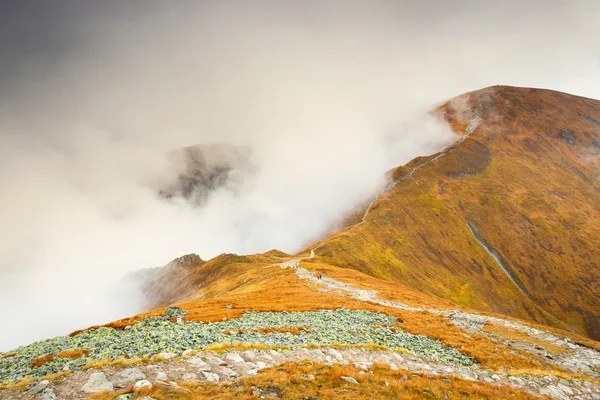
[{"left": 2, "top": 85, "right": 600, "bottom": 399}]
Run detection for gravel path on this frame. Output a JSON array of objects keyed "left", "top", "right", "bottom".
[
  {"left": 3, "top": 346, "right": 599, "bottom": 400},
  {"left": 283, "top": 250, "right": 600, "bottom": 383}
]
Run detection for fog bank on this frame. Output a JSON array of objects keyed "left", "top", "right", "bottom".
[{"left": 0, "top": 0, "right": 599, "bottom": 350}]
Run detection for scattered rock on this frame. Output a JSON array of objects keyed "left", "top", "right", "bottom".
[
  {"left": 225, "top": 353, "right": 245, "bottom": 364},
  {"left": 82, "top": 372, "right": 113, "bottom": 394},
  {"left": 202, "top": 371, "right": 220, "bottom": 383},
  {"left": 146, "top": 365, "right": 168, "bottom": 381},
  {"left": 27, "top": 379, "right": 49, "bottom": 395},
  {"left": 113, "top": 367, "right": 146, "bottom": 388},
  {"left": 508, "top": 376, "right": 525, "bottom": 386},
  {"left": 188, "top": 356, "right": 212, "bottom": 371},
  {"left": 134, "top": 379, "right": 153, "bottom": 390},
  {"left": 353, "top": 361, "right": 373, "bottom": 370},
  {"left": 40, "top": 388, "right": 56, "bottom": 400},
  {"left": 114, "top": 394, "right": 134, "bottom": 400},
  {"left": 340, "top": 376, "right": 358, "bottom": 384},
  {"left": 182, "top": 372, "right": 199, "bottom": 381},
  {"left": 155, "top": 352, "right": 177, "bottom": 360},
  {"left": 265, "top": 385, "right": 283, "bottom": 398}
]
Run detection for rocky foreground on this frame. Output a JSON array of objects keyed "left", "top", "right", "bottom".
[{"left": 2, "top": 252, "right": 600, "bottom": 399}]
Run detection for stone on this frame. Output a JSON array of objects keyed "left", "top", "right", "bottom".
[
  {"left": 27, "top": 380, "right": 49, "bottom": 395},
  {"left": 340, "top": 376, "right": 359, "bottom": 384},
  {"left": 188, "top": 357, "right": 212, "bottom": 371},
  {"left": 182, "top": 372, "right": 199, "bottom": 381},
  {"left": 255, "top": 361, "right": 269, "bottom": 369},
  {"left": 115, "top": 394, "right": 134, "bottom": 400},
  {"left": 242, "top": 350, "right": 257, "bottom": 361},
  {"left": 40, "top": 388, "right": 56, "bottom": 400},
  {"left": 401, "top": 374, "right": 408, "bottom": 381},
  {"left": 353, "top": 361, "right": 373, "bottom": 370},
  {"left": 246, "top": 368, "right": 259, "bottom": 376},
  {"left": 219, "top": 366, "right": 238, "bottom": 378},
  {"left": 134, "top": 380, "right": 153, "bottom": 390},
  {"left": 137, "top": 397, "right": 158, "bottom": 400},
  {"left": 205, "top": 355, "right": 227, "bottom": 366},
  {"left": 113, "top": 368, "right": 146, "bottom": 388},
  {"left": 540, "top": 385, "right": 568, "bottom": 400},
  {"left": 202, "top": 371, "right": 220, "bottom": 383},
  {"left": 508, "top": 376, "right": 525, "bottom": 386},
  {"left": 182, "top": 349, "right": 194, "bottom": 357},
  {"left": 156, "top": 352, "right": 177, "bottom": 360},
  {"left": 82, "top": 372, "right": 113, "bottom": 394},
  {"left": 558, "top": 383, "right": 574, "bottom": 396},
  {"left": 225, "top": 352, "right": 245, "bottom": 364}
]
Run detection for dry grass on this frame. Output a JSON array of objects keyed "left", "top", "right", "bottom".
[
  {"left": 56, "top": 349, "right": 90, "bottom": 359},
  {"left": 302, "top": 86, "right": 600, "bottom": 340},
  {"left": 87, "top": 361, "right": 540, "bottom": 400},
  {"left": 67, "top": 252, "right": 595, "bottom": 375},
  {"left": 82, "top": 356, "right": 152, "bottom": 371},
  {"left": 41, "top": 370, "right": 72, "bottom": 382},
  {"left": 482, "top": 323, "right": 570, "bottom": 354},
  {"left": 223, "top": 326, "right": 311, "bottom": 335},
  {"left": 0, "top": 376, "right": 32, "bottom": 391},
  {"left": 31, "top": 354, "right": 54, "bottom": 368}
]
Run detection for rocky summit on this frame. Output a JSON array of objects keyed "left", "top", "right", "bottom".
[{"left": 2, "top": 86, "right": 600, "bottom": 399}]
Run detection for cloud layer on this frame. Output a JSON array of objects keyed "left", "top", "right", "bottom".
[{"left": 0, "top": 0, "right": 599, "bottom": 350}]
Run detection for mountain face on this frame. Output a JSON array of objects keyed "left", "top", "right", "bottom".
[
  {"left": 159, "top": 143, "right": 254, "bottom": 205},
  {"left": 310, "top": 86, "right": 600, "bottom": 341},
  {"left": 2, "top": 86, "right": 600, "bottom": 399}
]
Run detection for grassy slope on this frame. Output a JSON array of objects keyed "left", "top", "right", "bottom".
[
  {"left": 63, "top": 86, "right": 600, "bottom": 383},
  {"left": 311, "top": 86, "right": 600, "bottom": 340}
]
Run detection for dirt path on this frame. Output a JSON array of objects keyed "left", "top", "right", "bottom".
[{"left": 279, "top": 251, "right": 600, "bottom": 381}]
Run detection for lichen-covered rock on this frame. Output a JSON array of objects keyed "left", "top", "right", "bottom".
[
  {"left": 164, "top": 307, "right": 188, "bottom": 319},
  {"left": 113, "top": 367, "right": 146, "bottom": 388},
  {"left": 40, "top": 388, "right": 56, "bottom": 400},
  {"left": 82, "top": 372, "right": 113, "bottom": 393},
  {"left": 133, "top": 379, "right": 152, "bottom": 390},
  {"left": 341, "top": 376, "right": 359, "bottom": 384},
  {"left": 27, "top": 379, "right": 49, "bottom": 395},
  {"left": 0, "top": 309, "right": 477, "bottom": 385},
  {"left": 201, "top": 371, "right": 220, "bottom": 383}
]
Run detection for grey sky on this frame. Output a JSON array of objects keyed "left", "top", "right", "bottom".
[{"left": 0, "top": 0, "right": 599, "bottom": 350}]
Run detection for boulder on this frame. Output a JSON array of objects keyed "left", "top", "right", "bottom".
[
  {"left": 113, "top": 368, "right": 146, "bottom": 388},
  {"left": 133, "top": 380, "right": 153, "bottom": 390},
  {"left": 340, "top": 376, "right": 358, "bottom": 384},
  {"left": 40, "top": 388, "right": 56, "bottom": 400},
  {"left": 82, "top": 372, "right": 113, "bottom": 394},
  {"left": 201, "top": 371, "right": 220, "bottom": 383},
  {"left": 27, "top": 380, "right": 49, "bottom": 395}
]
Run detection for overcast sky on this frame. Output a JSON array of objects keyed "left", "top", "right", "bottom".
[{"left": 0, "top": 0, "right": 599, "bottom": 350}]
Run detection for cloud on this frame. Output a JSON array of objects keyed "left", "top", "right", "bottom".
[{"left": 0, "top": 0, "right": 598, "bottom": 350}]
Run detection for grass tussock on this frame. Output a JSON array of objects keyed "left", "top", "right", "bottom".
[
  {"left": 82, "top": 356, "right": 152, "bottom": 371},
  {"left": 0, "top": 376, "right": 32, "bottom": 392},
  {"left": 31, "top": 354, "right": 54, "bottom": 368},
  {"left": 41, "top": 370, "right": 72, "bottom": 382},
  {"left": 56, "top": 349, "right": 90, "bottom": 359}
]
